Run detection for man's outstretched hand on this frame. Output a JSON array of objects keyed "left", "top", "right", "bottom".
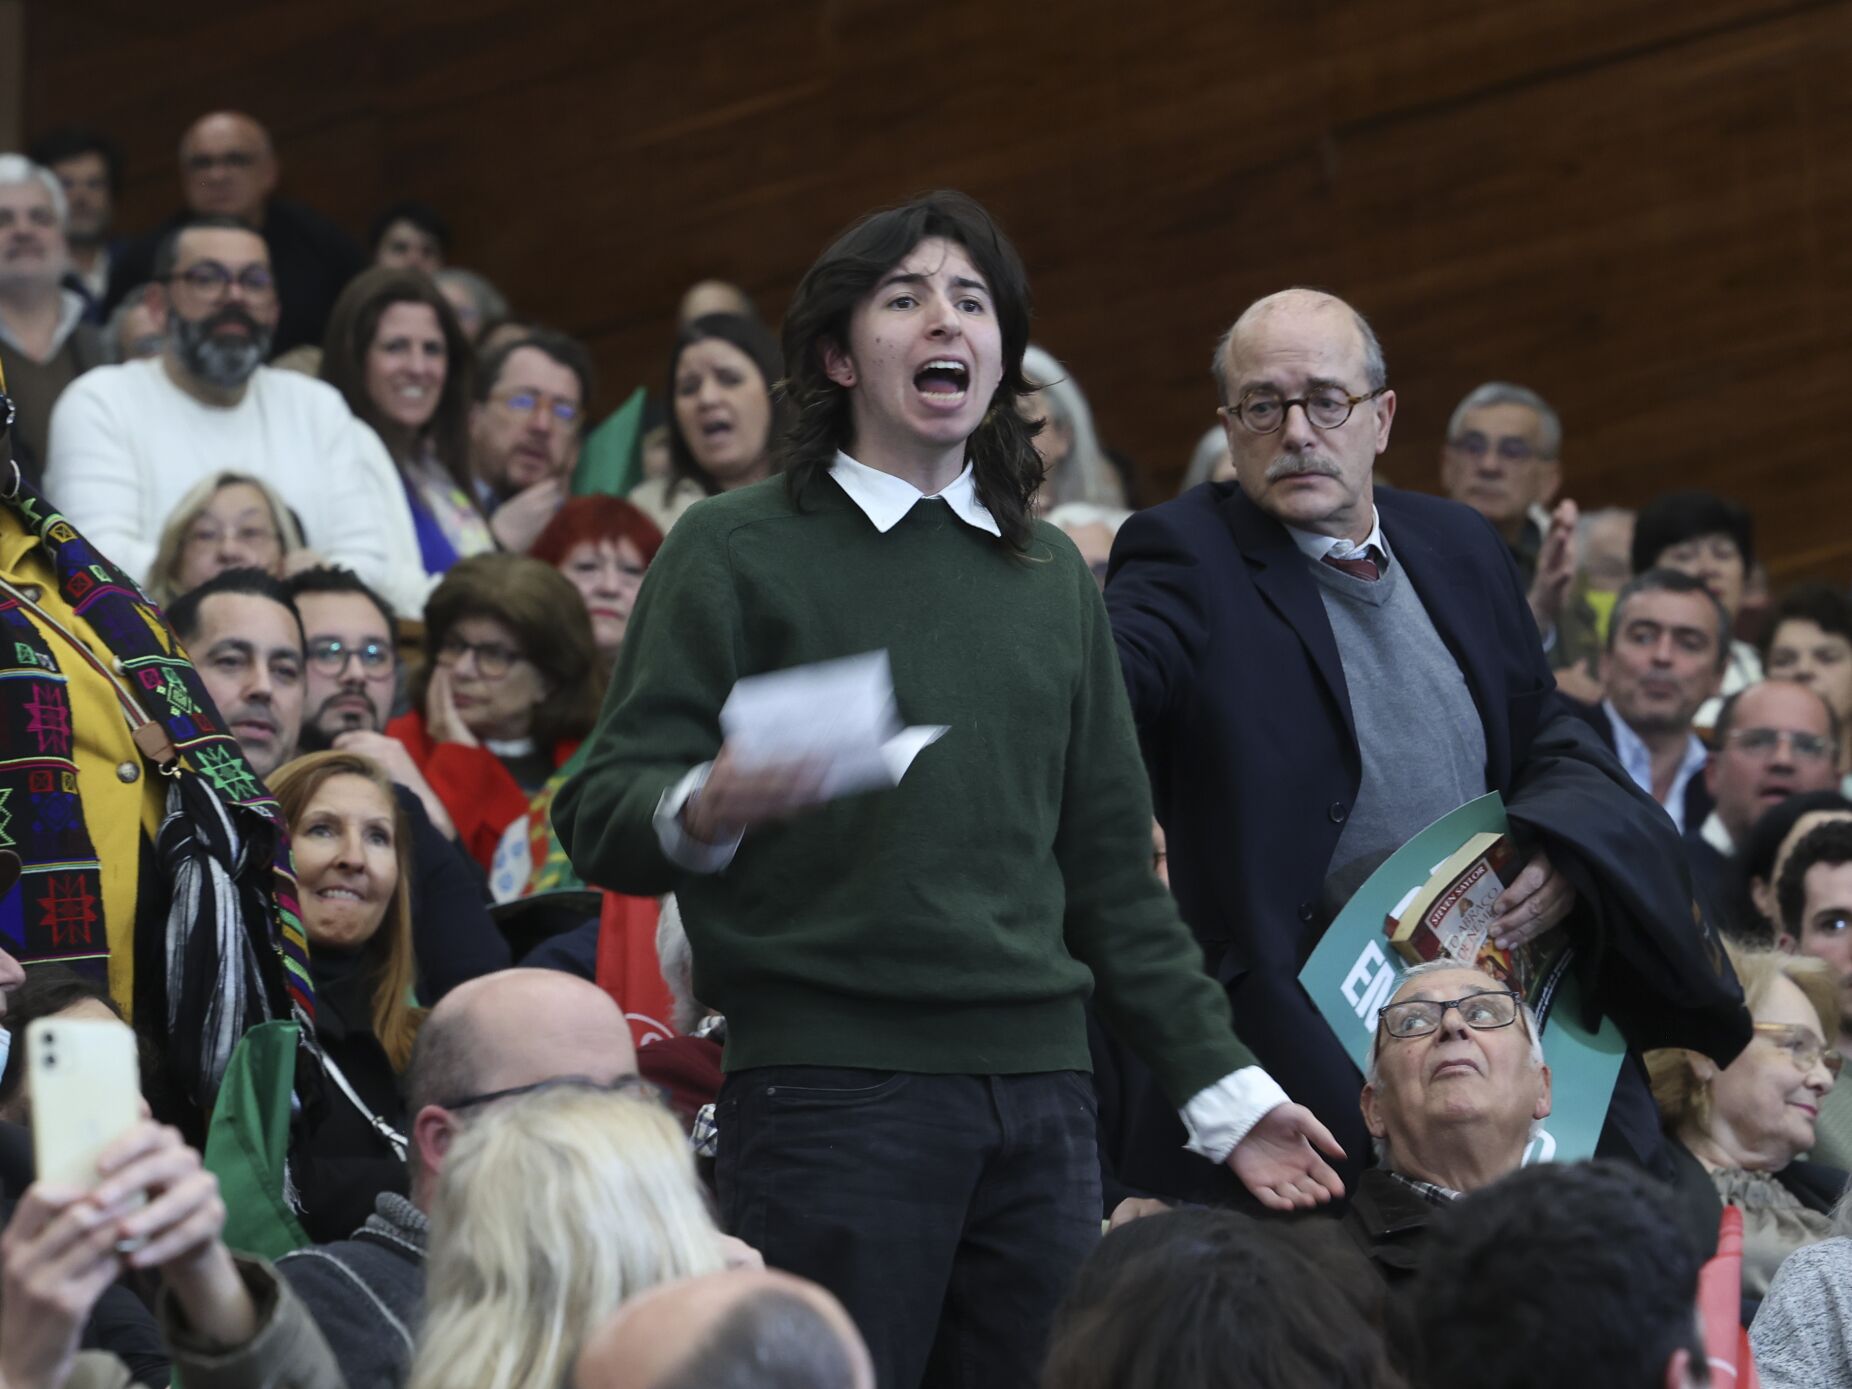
[{"left": 1225, "top": 1102, "right": 1346, "bottom": 1211}]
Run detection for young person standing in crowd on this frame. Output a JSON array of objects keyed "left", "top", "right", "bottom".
[{"left": 555, "top": 191, "right": 1342, "bottom": 1389}]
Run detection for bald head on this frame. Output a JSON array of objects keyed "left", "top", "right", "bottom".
[
  {"left": 1212, "top": 288, "right": 1384, "bottom": 408},
  {"left": 575, "top": 1269, "right": 874, "bottom": 1389},
  {"left": 677, "top": 279, "right": 755, "bottom": 326},
  {"left": 407, "top": 968, "right": 637, "bottom": 1206},
  {"left": 179, "top": 112, "right": 277, "bottom": 224}
]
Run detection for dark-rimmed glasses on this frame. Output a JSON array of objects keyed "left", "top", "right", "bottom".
[
  {"left": 434, "top": 634, "right": 524, "bottom": 680},
  {"left": 1753, "top": 1022, "right": 1844, "bottom": 1078},
  {"left": 1377, "top": 989, "right": 1521, "bottom": 1040},
  {"left": 434, "top": 1072, "right": 667, "bottom": 1113},
  {"left": 307, "top": 637, "right": 394, "bottom": 678},
  {"left": 165, "top": 261, "right": 277, "bottom": 304},
  {"left": 1226, "top": 385, "right": 1386, "bottom": 435}
]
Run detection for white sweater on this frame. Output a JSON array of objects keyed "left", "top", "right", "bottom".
[{"left": 43, "top": 358, "right": 431, "bottom": 614}]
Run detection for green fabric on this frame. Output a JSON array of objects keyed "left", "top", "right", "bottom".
[
  {"left": 553, "top": 476, "right": 1243, "bottom": 1106},
  {"left": 572, "top": 386, "right": 648, "bottom": 497},
  {"left": 201, "top": 1021, "right": 311, "bottom": 1260}
]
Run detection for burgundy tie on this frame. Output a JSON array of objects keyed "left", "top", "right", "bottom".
[{"left": 1322, "top": 550, "right": 1381, "bottom": 582}]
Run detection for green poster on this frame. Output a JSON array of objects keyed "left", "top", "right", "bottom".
[{"left": 1296, "top": 792, "right": 1626, "bottom": 1163}]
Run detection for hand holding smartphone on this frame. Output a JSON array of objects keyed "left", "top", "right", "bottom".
[{"left": 27, "top": 1017, "right": 146, "bottom": 1235}]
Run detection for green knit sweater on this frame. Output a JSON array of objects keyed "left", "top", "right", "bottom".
[{"left": 553, "top": 475, "right": 1242, "bottom": 1105}]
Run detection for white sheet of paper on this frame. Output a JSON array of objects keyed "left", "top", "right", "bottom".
[{"left": 719, "top": 650, "right": 947, "bottom": 799}]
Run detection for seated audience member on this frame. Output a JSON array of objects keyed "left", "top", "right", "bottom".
[
  {"left": 146, "top": 470, "right": 303, "bottom": 604},
  {"left": 1560, "top": 568, "right": 1725, "bottom": 833},
  {"left": 575, "top": 1269, "right": 874, "bottom": 1389},
  {"left": 403, "top": 1084, "right": 728, "bottom": 1389},
  {"left": 180, "top": 563, "right": 508, "bottom": 1001},
  {"left": 103, "top": 282, "right": 165, "bottom": 362},
  {"left": 1750, "top": 1188, "right": 1852, "bottom": 1387},
  {"left": 1551, "top": 506, "right": 1637, "bottom": 701},
  {"left": 1437, "top": 381, "right": 1562, "bottom": 587},
  {"left": 370, "top": 200, "right": 449, "bottom": 276},
  {"left": 1633, "top": 489, "right": 1762, "bottom": 730},
  {"left": 0, "top": 968, "right": 123, "bottom": 1125},
  {"left": 0, "top": 155, "right": 107, "bottom": 474},
  {"left": 270, "top": 751, "right": 425, "bottom": 1243},
  {"left": 1413, "top": 1160, "right": 1708, "bottom": 1389},
  {"left": 676, "top": 278, "right": 756, "bottom": 325},
  {"left": 471, "top": 331, "right": 593, "bottom": 552},
  {"left": 0, "top": 1120, "right": 343, "bottom": 1389},
  {"left": 1020, "top": 345, "right": 1125, "bottom": 513},
  {"left": 101, "top": 111, "right": 365, "bottom": 356},
  {"left": 44, "top": 217, "right": 416, "bottom": 598},
  {"left": 1646, "top": 940, "right": 1847, "bottom": 1307},
  {"left": 280, "top": 967, "right": 636, "bottom": 1389},
  {"left": 1042, "top": 1208, "right": 1407, "bottom": 1389},
  {"left": 636, "top": 421, "right": 671, "bottom": 483},
  {"left": 27, "top": 125, "right": 122, "bottom": 313},
  {"left": 1775, "top": 818, "right": 1852, "bottom": 1169},
  {"left": 627, "top": 313, "right": 781, "bottom": 535},
  {"left": 1177, "top": 422, "right": 1234, "bottom": 493},
  {"left": 388, "top": 554, "right": 603, "bottom": 868},
  {"left": 1691, "top": 682, "right": 1841, "bottom": 908},
  {"left": 321, "top": 268, "right": 493, "bottom": 580},
  {"left": 1733, "top": 789, "right": 1852, "bottom": 943},
  {"left": 529, "top": 495, "right": 663, "bottom": 673},
  {"left": 433, "top": 267, "right": 505, "bottom": 346},
  {"left": 1045, "top": 502, "right": 1131, "bottom": 588},
  {"left": 1349, "top": 962, "right": 1551, "bottom": 1290},
  {"left": 1762, "top": 582, "right": 1852, "bottom": 786}
]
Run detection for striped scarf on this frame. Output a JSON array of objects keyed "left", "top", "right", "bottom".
[{"left": 0, "top": 469, "right": 313, "bottom": 1107}]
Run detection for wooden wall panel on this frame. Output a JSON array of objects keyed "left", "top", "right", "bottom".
[{"left": 22, "top": 0, "right": 1852, "bottom": 576}]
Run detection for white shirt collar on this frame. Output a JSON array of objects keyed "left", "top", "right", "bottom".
[
  {"left": 828, "top": 450, "right": 1002, "bottom": 538},
  {"left": 1284, "top": 508, "right": 1389, "bottom": 566}
]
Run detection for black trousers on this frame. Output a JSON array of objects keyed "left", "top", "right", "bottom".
[{"left": 715, "top": 1068, "right": 1102, "bottom": 1389}]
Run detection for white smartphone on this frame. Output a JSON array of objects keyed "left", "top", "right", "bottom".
[{"left": 28, "top": 1017, "right": 143, "bottom": 1192}]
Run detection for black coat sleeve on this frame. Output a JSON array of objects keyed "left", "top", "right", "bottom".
[{"left": 395, "top": 785, "right": 511, "bottom": 1002}]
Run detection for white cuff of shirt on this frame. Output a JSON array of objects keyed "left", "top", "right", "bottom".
[
  {"left": 1179, "top": 1066, "right": 1292, "bottom": 1164},
  {"left": 653, "top": 762, "right": 743, "bottom": 874}
]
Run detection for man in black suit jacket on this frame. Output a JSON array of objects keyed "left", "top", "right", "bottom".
[
  {"left": 1558, "top": 567, "right": 1725, "bottom": 836},
  {"left": 1105, "top": 288, "right": 1747, "bottom": 1199}
]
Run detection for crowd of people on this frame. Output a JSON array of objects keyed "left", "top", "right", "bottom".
[{"left": 0, "top": 107, "right": 1847, "bottom": 1389}]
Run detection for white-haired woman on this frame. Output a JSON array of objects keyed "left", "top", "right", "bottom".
[
  {"left": 404, "top": 1083, "right": 729, "bottom": 1389},
  {"left": 1020, "top": 345, "right": 1125, "bottom": 513}
]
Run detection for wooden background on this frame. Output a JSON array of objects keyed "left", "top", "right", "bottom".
[{"left": 22, "top": 0, "right": 1852, "bottom": 577}]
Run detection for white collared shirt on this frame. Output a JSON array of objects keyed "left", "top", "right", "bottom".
[
  {"left": 825, "top": 449, "right": 1002, "bottom": 537},
  {"left": 650, "top": 453, "right": 1289, "bottom": 1164},
  {"left": 1283, "top": 508, "right": 1391, "bottom": 571},
  {"left": 0, "top": 287, "right": 88, "bottom": 362},
  {"left": 1601, "top": 699, "right": 1709, "bottom": 828}
]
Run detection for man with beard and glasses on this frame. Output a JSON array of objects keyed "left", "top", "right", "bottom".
[
  {"left": 0, "top": 155, "right": 106, "bottom": 474},
  {"left": 42, "top": 217, "right": 415, "bottom": 600},
  {"left": 1102, "top": 287, "right": 1751, "bottom": 1202},
  {"left": 100, "top": 112, "right": 365, "bottom": 356}
]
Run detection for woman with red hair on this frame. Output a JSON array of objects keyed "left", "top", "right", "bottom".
[{"left": 530, "top": 496, "right": 664, "bottom": 671}]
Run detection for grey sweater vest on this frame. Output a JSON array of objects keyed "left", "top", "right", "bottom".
[{"left": 1308, "top": 552, "right": 1489, "bottom": 904}]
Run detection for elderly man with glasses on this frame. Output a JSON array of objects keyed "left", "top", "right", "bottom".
[
  {"left": 1103, "top": 287, "right": 1750, "bottom": 1202},
  {"left": 42, "top": 216, "right": 422, "bottom": 609},
  {"left": 468, "top": 330, "right": 596, "bottom": 554},
  {"left": 1347, "top": 961, "right": 1553, "bottom": 1288}
]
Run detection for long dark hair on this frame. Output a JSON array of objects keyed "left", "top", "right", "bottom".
[
  {"left": 777, "top": 190, "right": 1042, "bottom": 550},
  {"left": 321, "top": 267, "right": 476, "bottom": 497}
]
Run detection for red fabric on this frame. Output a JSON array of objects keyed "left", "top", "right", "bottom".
[
  {"left": 594, "top": 892, "right": 679, "bottom": 1051},
  {"left": 638, "top": 1034, "right": 725, "bottom": 1132},
  {"left": 384, "top": 710, "right": 577, "bottom": 870},
  {"left": 1697, "top": 1206, "right": 1759, "bottom": 1387}
]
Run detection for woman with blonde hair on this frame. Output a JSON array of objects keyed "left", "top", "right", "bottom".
[
  {"left": 405, "top": 1084, "right": 729, "bottom": 1389},
  {"left": 147, "top": 470, "right": 304, "bottom": 604},
  {"left": 1646, "top": 940, "right": 1848, "bottom": 1316},
  {"left": 270, "top": 749, "right": 426, "bottom": 1242}
]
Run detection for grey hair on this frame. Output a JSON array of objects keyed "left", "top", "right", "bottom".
[
  {"left": 1044, "top": 501, "right": 1132, "bottom": 537},
  {"left": 1021, "top": 345, "right": 1124, "bottom": 508},
  {"left": 653, "top": 895, "right": 706, "bottom": 1037},
  {"left": 434, "top": 266, "right": 508, "bottom": 324},
  {"left": 1210, "top": 289, "right": 1388, "bottom": 406},
  {"left": 1179, "top": 424, "right": 1231, "bottom": 494},
  {"left": 0, "top": 153, "right": 68, "bottom": 230},
  {"left": 1366, "top": 959, "right": 1546, "bottom": 1163},
  {"left": 1446, "top": 382, "right": 1562, "bottom": 460},
  {"left": 1573, "top": 506, "right": 1634, "bottom": 566},
  {"left": 656, "top": 1287, "right": 869, "bottom": 1389}
]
